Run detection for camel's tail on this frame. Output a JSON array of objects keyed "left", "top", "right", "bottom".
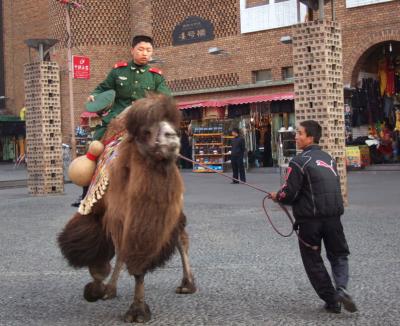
[{"left": 57, "top": 213, "right": 115, "bottom": 268}]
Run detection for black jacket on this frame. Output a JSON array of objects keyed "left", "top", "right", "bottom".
[
  {"left": 276, "top": 145, "right": 344, "bottom": 220},
  {"left": 231, "top": 136, "right": 246, "bottom": 158}
]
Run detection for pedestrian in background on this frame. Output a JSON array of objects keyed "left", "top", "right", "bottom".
[
  {"left": 270, "top": 120, "right": 357, "bottom": 314},
  {"left": 230, "top": 128, "right": 246, "bottom": 184}
]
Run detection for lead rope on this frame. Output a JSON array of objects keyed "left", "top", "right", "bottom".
[{"left": 178, "top": 154, "right": 318, "bottom": 251}]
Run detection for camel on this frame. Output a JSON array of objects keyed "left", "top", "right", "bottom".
[{"left": 58, "top": 94, "right": 196, "bottom": 323}]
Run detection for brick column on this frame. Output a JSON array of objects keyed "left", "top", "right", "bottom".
[
  {"left": 292, "top": 20, "right": 347, "bottom": 203},
  {"left": 24, "top": 61, "right": 63, "bottom": 195}
]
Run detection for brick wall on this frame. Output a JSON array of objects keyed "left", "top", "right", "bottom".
[
  {"left": 2, "top": 0, "right": 400, "bottom": 138},
  {"left": 2, "top": 0, "right": 49, "bottom": 115}
]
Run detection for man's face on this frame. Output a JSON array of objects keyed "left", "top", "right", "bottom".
[
  {"left": 131, "top": 41, "right": 153, "bottom": 65},
  {"left": 295, "top": 125, "right": 314, "bottom": 150}
]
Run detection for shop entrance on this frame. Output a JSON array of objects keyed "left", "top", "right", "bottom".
[{"left": 346, "top": 41, "right": 400, "bottom": 166}]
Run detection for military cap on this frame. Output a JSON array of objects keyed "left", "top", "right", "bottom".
[{"left": 85, "top": 90, "right": 116, "bottom": 113}]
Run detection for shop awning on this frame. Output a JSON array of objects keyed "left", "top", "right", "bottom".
[
  {"left": 80, "top": 111, "right": 98, "bottom": 118},
  {"left": 177, "top": 99, "right": 228, "bottom": 110},
  {"left": 224, "top": 93, "right": 294, "bottom": 105},
  {"left": 177, "top": 92, "right": 294, "bottom": 110}
]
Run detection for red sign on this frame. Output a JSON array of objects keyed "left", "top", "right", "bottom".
[{"left": 73, "top": 55, "right": 90, "bottom": 79}]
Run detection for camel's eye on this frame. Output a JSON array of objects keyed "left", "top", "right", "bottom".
[{"left": 165, "top": 132, "right": 177, "bottom": 138}]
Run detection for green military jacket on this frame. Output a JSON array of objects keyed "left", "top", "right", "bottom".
[{"left": 91, "top": 60, "right": 171, "bottom": 139}]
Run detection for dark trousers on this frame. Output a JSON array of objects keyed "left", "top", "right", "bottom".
[
  {"left": 298, "top": 218, "right": 350, "bottom": 304},
  {"left": 231, "top": 156, "right": 246, "bottom": 182}
]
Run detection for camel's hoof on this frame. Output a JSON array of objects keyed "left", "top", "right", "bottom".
[
  {"left": 176, "top": 278, "right": 197, "bottom": 294},
  {"left": 123, "top": 303, "right": 151, "bottom": 323},
  {"left": 102, "top": 284, "right": 117, "bottom": 300},
  {"left": 83, "top": 281, "right": 106, "bottom": 302}
]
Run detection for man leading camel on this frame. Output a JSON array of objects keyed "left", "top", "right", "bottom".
[{"left": 270, "top": 120, "right": 357, "bottom": 314}]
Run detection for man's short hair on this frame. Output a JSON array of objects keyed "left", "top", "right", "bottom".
[
  {"left": 300, "top": 120, "right": 322, "bottom": 144},
  {"left": 132, "top": 35, "right": 154, "bottom": 48}
]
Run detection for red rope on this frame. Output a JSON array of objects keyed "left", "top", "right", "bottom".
[{"left": 178, "top": 154, "right": 318, "bottom": 251}]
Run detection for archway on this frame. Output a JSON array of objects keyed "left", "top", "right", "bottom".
[{"left": 351, "top": 41, "right": 400, "bottom": 87}]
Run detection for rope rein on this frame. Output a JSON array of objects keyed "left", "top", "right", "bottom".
[{"left": 178, "top": 154, "right": 318, "bottom": 251}]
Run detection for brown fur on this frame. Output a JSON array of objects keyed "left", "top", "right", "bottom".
[
  {"left": 58, "top": 95, "right": 196, "bottom": 322},
  {"left": 103, "top": 94, "right": 183, "bottom": 275},
  {"left": 57, "top": 211, "right": 115, "bottom": 268}
]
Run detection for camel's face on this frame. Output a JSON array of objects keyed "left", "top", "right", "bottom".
[{"left": 138, "top": 121, "right": 180, "bottom": 161}]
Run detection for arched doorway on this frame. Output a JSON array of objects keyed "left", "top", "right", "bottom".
[{"left": 346, "top": 41, "right": 400, "bottom": 165}]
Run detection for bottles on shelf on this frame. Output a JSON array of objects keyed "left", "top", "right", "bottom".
[{"left": 192, "top": 122, "right": 224, "bottom": 172}]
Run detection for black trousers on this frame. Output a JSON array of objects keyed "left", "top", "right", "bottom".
[
  {"left": 231, "top": 156, "right": 246, "bottom": 182},
  {"left": 298, "top": 218, "right": 350, "bottom": 304}
]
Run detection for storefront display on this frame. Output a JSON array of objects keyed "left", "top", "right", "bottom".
[
  {"left": 346, "top": 41, "right": 400, "bottom": 165},
  {"left": 0, "top": 115, "right": 26, "bottom": 163}
]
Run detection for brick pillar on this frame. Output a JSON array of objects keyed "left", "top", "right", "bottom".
[
  {"left": 292, "top": 20, "right": 347, "bottom": 203},
  {"left": 24, "top": 61, "right": 64, "bottom": 195}
]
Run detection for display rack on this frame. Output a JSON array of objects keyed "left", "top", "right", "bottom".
[
  {"left": 75, "top": 136, "right": 88, "bottom": 156},
  {"left": 192, "top": 132, "right": 224, "bottom": 172}
]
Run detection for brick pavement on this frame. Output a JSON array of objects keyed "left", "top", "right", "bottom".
[{"left": 0, "top": 171, "right": 399, "bottom": 325}]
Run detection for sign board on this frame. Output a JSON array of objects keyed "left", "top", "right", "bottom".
[
  {"left": 172, "top": 16, "right": 214, "bottom": 46},
  {"left": 73, "top": 55, "right": 90, "bottom": 79}
]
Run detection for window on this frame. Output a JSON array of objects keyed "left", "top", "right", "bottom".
[
  {"left": 282, "top": 67, "right": 293, "bottom": 80},
  {"left": 253, "top": 69, "right": 272, "bottom": 83},
  {"left": 246, "top": 0, "right": 269, "bottom": 7}
]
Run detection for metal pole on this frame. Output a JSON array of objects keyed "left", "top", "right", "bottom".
[
  {"left": 39, "top": 43, "right": 44, "bottom": 61},
  {"left": 297, "top": 0, "right": 301, "bottom": 23},
  {"left": 65, "top": 6, "right": 77, "bottom": 159},
  {"left": 319, "top": 0, "right": 324, "bottom": 20}
]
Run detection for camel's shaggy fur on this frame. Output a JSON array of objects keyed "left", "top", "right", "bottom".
[{"left": 58, "top": 94, "right": 196, "bottom": 323}]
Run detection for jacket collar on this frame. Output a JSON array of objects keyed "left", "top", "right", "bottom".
[
  {"left": 130, "top": 61, "right": 148, "bottom": 73},
  {"left": 303, "top": 144, "right": 321, "bottom": 152}
]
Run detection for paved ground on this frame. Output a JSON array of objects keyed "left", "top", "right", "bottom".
[{"left": 0, "top": 169, "right": 399, "bottom": 326}]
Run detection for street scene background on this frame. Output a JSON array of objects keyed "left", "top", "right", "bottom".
[{"left": 0, "top": 166, "right": 399, "bottom": 326}]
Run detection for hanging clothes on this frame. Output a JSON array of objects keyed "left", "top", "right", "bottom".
[{"left": 378, "top": 57, "right": 388, "bottom": 97}]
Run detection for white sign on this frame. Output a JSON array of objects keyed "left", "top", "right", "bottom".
[{"left": 346, "top": 0, "right": 394, "bottom": 8}]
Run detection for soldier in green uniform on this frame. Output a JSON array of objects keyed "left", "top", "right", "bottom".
[
  {"left": 72, "top": 35, "right": 171, "bottom": 207},
  {"left": 88, "top": 35, "right": 171, "bottom": 140}
]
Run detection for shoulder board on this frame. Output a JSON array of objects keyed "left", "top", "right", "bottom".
[
  {"left": 113, "top": 61, "right": 128, "bottom": 69},
  {"left": 149, "top": 67, "right": 163, "bottom": 75}
]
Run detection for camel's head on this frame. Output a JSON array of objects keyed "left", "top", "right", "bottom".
[{"left": 126, "top": 94, "right": 181, "bottom": 162}]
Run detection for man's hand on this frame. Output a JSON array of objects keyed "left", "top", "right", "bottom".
[
  {"left": 269, "top": 192, "right": 278, "bottom": 202},
  {"left": 87, "top": 95, "right": 95, "bottom": 102}
]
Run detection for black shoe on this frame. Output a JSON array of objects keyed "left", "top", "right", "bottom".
[
  {"left": 230, "top": 181, "right": 239, "bottom": 184},
  {"left": 324, "top": 302, "right": 341, "bottom": 314},
  {"left": 71, "top": 196, "right": 82, "bottom": 207},
  {"left": 336, "top": 287, "right": 358, "bottom": 312}
]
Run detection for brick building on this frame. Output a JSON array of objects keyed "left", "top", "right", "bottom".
[{"left": 1, "top": 0, "right": 399, "bottom": 163}]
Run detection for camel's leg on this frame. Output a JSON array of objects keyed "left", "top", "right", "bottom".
[
  {"left": 83, "top": 262, "right": 111, "bottom": 302},
  {"left": 103, "top": 253, "right": 124, "bottom": 300},
  {"left": 176, "top": 228, "right": 197, "bottom": 294},
  {"left": 123, "top": 274, "right": 151, "bottom": 323}
]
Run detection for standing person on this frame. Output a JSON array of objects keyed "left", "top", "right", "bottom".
[
  {"left": 71, "top": 35, "right": 171, "bottom": 207},
  {"left": 263, "top": 123, "right": 273, "bottom": 167},
  {"left": 230, "top": 128, "right": 246, "bottom": 184},
  {"left": 270, "top": 120, "right": 357, "bottom": 314}
]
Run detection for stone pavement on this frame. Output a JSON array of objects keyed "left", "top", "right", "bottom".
[{"left": 0, "top": 170, "right": 399, "bottom": 325}]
